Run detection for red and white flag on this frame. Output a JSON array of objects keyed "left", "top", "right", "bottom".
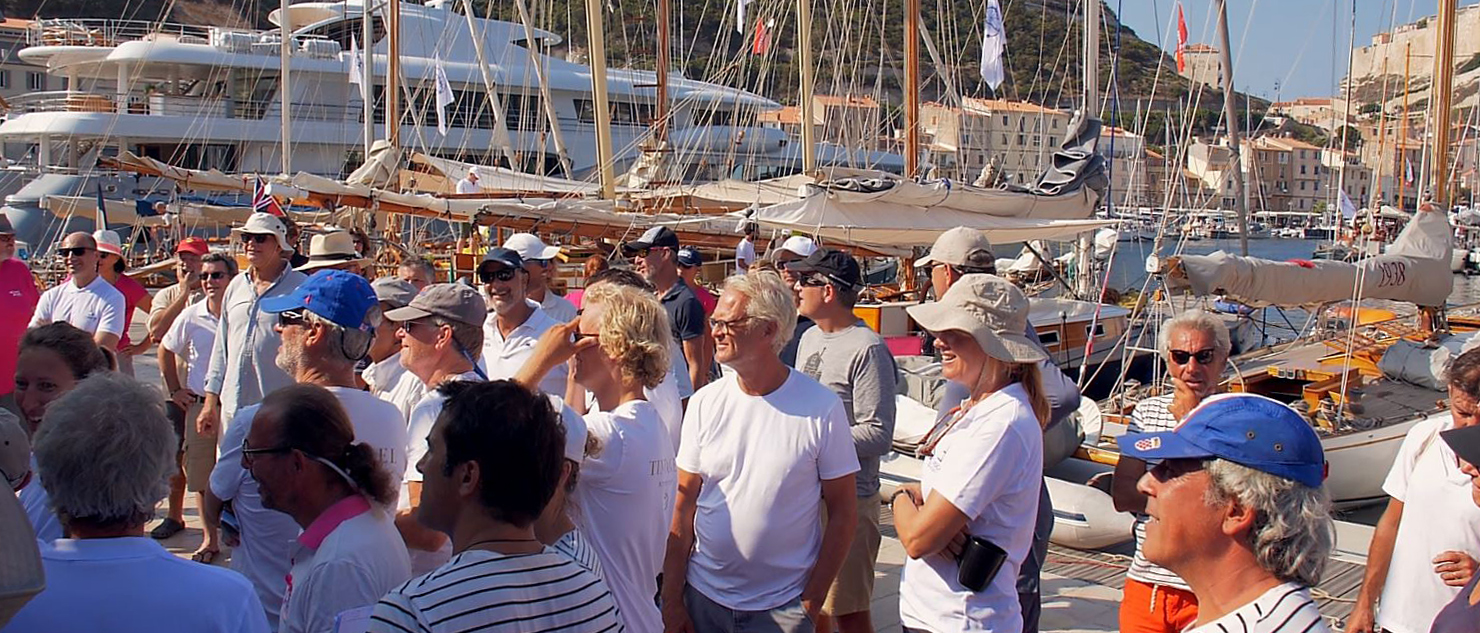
[
  {"left": 751, "top": 18, "right": 774, "bottom": 55},
  {"left": 252, "top": 176, "right": 286, "bottom": 217},
  {"left": 1175, "top": 2, "right": 1188, "bottom": 73}
]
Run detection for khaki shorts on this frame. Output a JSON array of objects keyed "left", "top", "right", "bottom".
[
  {"left": 821, "top": 492, "right": 882, "bottom": 617},
  {"left": 179, "top": 400, "right": 217, "bottom": 493}
]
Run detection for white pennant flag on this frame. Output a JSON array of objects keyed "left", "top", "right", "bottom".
[
  {"left": 434, "top": 54, "right": 454, "bottom": 136},
  {"left": 1339, "top": 187, "right": 1357, "bottom": 220},
  {"left": 1404, "top": 156, "right": 1414, "bottom": 185},
  {"left": 979, "top": 0, "right": 1006, "bottom": 90},
  {"left": 348, "top": 35, "right": 364, "bottom": 89},
  {"left": 736, "top": 0, "right": 752, "bottom": 33}
]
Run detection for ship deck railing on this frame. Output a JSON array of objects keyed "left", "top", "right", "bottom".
[
  {"left": 5, "top": 91, "right": 363, "bottom": 123},
  {"left": 28, "top": 18, "right": 216, "bottom": 48}
]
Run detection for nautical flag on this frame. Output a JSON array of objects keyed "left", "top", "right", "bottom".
[
  {"left": 1404, "top": 156, "right": 1415, "bottom": 185},
  {"left": 95, "top": 183, "right": 109, "bottom": 230},
  {"left": 348, "top": 35, "right": 364, "bottom": 90},
  {"left": 751, "top": 18, "right": 774, "bottom": 55},
  {"left": 1175, "top": 3, "right": 1188, "bottom": 73},
  {"left": 434, "top": 54, "right": 454, "bottom": 137},
  {"left": 1339, "top": 188, "right": 1357, "bottom": 220},
  {"left": 252, "top": 176, "right": 286, "bottom": 217},
  {"left": 979, "top": 0, "right": 1006, "bottom": 90}
]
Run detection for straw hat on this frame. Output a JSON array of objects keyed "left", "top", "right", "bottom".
[{"left": 297, "top": 231, "right": 370, "bottom": 272}]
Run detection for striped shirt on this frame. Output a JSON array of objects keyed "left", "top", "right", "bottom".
[
  {"left": 1126, "top": 394, "right": 1193, "bottom": 591},
  {"left": 554, "top": 529, "right": 606, "bottom": 580},
  {"left": 1185, "top": 582, "right": 1329, "bottom": 633},
  {"left": 368, "top": 548, "right": 623, "bottom": 633}
]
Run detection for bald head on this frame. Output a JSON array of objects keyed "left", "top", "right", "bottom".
[{"left": 60, "top": 232, "right": 96, "bottom": 250}]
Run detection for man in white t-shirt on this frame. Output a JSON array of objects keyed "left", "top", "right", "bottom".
[
  {"left": 503, "top": 233, "right": 579, "bottom": 323},
  {"left": 1120, "top": 394, "right": 1333, "bottom": 633},
  {"left": 160, "top": 252, "right": 234, "bottom": 561},
  {"left": 383, "top": 283, "right": 489, "bottom": 575},
  {"left": 735, "top": 223, "right": 758, "bottom": 272},
  {"left": 661, "top": 270, "right": 860, "bottom": 633},
  {"left": 454, "top": 170, "right": 481, "bottom": 194},
  {"left": 1348, "top": 348, "right": 1480, "bottom": 633},
  {"left": 1112, "top": 309, "right": 1232, "bottom": 633},
  {"left": 478, "top": 247, "right": 568, "bottom": 395},
  {"left": 361, "top": 277, "right": 426, "bottom": 419},
  {"left": 245, "top": 385, "right": 411, "bottom": 633},
  {"left": 29, "top": 231, "right": 125, "bottom": 348}
]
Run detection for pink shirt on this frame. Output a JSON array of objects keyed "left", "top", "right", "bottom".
[
  {"left": 112, "top": 274, "right": 147, "bottom": 349},
  {"left": 0, "top": 258, "right": 39, "bottom": 395},
  {"left": 693, "top": 284, "right": 717, "bottom": 316}
]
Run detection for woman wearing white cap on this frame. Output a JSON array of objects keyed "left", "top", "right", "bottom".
[
  {"left": 93, "top": 230, "right": 152, "bottom": 377},
  {"left": 891, "top": 274, "right": 1050, "bottom": 633}
]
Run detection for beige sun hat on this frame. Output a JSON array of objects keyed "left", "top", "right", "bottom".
[
  {"left": 915, "top": 226, "right": 995, "bottom": 269},
  {"left": 906, "top": 273, "right": 1046, "bottom": 364},
  {"left": 297, "top": 230, "right": 370, "bottom": 272}
]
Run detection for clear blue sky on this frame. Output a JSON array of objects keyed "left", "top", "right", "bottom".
[{"left": 1113, "top": 0, "right": 1480, "bottom": 100}]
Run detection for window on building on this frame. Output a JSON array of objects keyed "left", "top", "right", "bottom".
[
  {"left": 1033, "top": 136, "right": 1040, "bottom": 146},
  {"left": 1017, "top": 134, "right": 1024, "bottom": 145},
  {"left": 1002, "top": 115, "right": 1008, "bottom": 125},
  {"left": 26, "top": 72, "right": 44, "bottom": 91},
  {"left": 1001, "top": 134, "right": 1008, "bottom": 145},
  {"left": 1053, "top": 119, "right": 1060, "bottom": 129},
  {"left": 1300, "top": 165, "right": 1307, "bottom": 175},
  {"left": 0, "top": 71, "right": 10, "bottom": 89},
  {"left": 1299, "top": 181, "right": 1306, "bottom": 191}
]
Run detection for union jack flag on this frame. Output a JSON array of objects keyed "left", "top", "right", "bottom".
[{"left": 252, "top": 176, "right": 286, "bottom": 217}]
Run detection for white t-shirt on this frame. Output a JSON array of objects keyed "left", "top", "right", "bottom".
[
  {"left": 368, "top": 548, "right": 623, "bottom": 633},
  {"left": 1376, "top": 415, "right": 1480, "bottom": 633},
  {"left": 586, "top": 378, "right": 685, "bottom": 454},
  {"left": 361, "top": 352, "right": 426, "bottom": 421},
  {"left": 573, "top": 400, "right": 677, "bottom": 632},
  {"left": 29, "top": 276, "right": 126, "bottom": 336},
  {"left": 161, "top": 300, "right": 220, "bottom": 395},
  {"left": 402, "top": 372, "right": 485, "bottom": 492},
  {"left": 899, "top": 383, "right": 1044, "bottom": 633},
  {"left": 540, "top": 291, "right": 579, "bottom": 324},
  {"left": 280, "top": 497, "right": 412, "bottom": 633},
  {"left": 18, "top": 454, "right": 61, "bottom": 543},
  {"left": 736, "top": 237, "right": 756, "bottom": 270},
  {"left": 322, "top": 386, "right": 409, "bottom": 486},
  {"left": 1125, "top": 394, "right": 1193, "bottom": 591},
  {"left": 482, "top": 303, "right": 569, "bottom": 396},
  {"left": 455, "top": 177, "right": 481, "bottom": 194},
  {"left": 676, "top": 369, "right": 861, "bottom": 611},
  {"left": 1184, "top": 582, "right": 1330, "bottom": 633}
]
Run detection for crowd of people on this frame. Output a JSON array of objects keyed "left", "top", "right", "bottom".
[{"left": 1, "top": 212, "right": 1477, "bottom": 633}]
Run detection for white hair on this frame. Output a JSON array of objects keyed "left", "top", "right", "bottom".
[
  {"left": 1158, "top": 309, "right": 1233, "bottom": 357},
  {"left": 304, "top": 305, "right": 381, "bottom": 362},
  {"left": 33, "top": 373, "right": 174, "bottom": 527},
  {"left": 1204, "top": 459, "right": 1334, "bottom": 587},
  {"left": 722, "top": 270, "right": 799, "bottom": 355}
]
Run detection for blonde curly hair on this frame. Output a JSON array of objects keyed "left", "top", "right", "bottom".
[{"left": 582, "top": 282, "right": 672, "bottom": 388}]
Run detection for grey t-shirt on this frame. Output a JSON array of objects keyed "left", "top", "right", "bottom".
[{"left": 795, "top": 320, "right": 897, "bottom": 498}]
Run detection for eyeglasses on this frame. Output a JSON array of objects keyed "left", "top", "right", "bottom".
[
  {"left": 573, "top": 330, "right": 598, "bottom": 343},
  {"left": 1149, "top": 458, "right": 1210, "bottom": 482},
  {"left": 241, "top": 438, "right": 294, "bottom": 467},
  {"left": 709, "top": 315, "right": 759, "bottom": 334},
  {"left": 399, "top": 319, "right": 441, "bottom": 336},
  {"left": 58, "top": 247, "right": 93, "bottom": 258},
  {"left": 239, "top": 233, "right": 274, "bottom": 245},
  {"left": 202, "top": 271, "right": 230, "bottom": 280},
  {"left": 1169, "top": 348, "right": 1218, "bottom": 366},
  {"left": 0, "top": 234, "right": 14, "bottom": 242},
  {"left": 633, "top": 247, "right": 668, "bottom": 259},
  {"left": 798, "top": 275, "right": 832, "bottom": 288},
  {"left": 277, "top": 309, "right": 309, "bottom": 328},
  {"left": 477, "top": 267, "right": 519, "bottom": 283}
]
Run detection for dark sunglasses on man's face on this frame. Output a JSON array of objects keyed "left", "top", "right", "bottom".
[
  {"left": 202, "top": 271, "right": 230, "bottom": 280},
  {"left": 277, "top": 309, "right": 309, "bottom": 328},
  {"left": 1169, "top": 348, "right": 1218, "bottom": 366},
  {"left": 58, "top": 247, "right": 93, "bottom": 258},
  {"left": 477, "top": 267, "right": 518, "bottom": 283},
  {"left": 239, "top": 233, "right": 273, "bottom": 245}
]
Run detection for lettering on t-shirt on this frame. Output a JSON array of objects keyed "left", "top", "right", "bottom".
[{"left": 650, "top": 458, "right": 677, "bottom": 476}]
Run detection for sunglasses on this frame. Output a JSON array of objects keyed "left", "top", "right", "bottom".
[
  {"left": 709, "top": 315, "right": 758, "bottom": 334},
  {"left": 1149, "top": 458, "right": 1210, "bottom": 481},
  {"left": 477, "top": 267, "right": 519, "bottom": 283},
  {"left": 399, "top": 319, "right": 439, "bottom": 335},
  {"left": 202, "top": 271, "right": 230, "bottom": 280},
  {"left": 277, "top": 309, "right": 309, "bottom": 328},
  {"left": 58, "top": 247, "right": 93, "bottom": 257},
  {"left": 798, "top": 275, "right": 832, "bottom": 288},
  {"left": 1169, "top": 348, "right": 1218, "bottom": 366},
  {"left": 573, "top": 330, "right": 598, "bottom": 343},
  {"left": 239, "top": 233, "right": 274, "bottom": 245},
  {"left": 632, "top": 247, "right": 669, "bottom": 259}
]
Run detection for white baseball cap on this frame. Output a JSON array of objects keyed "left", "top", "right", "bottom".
[
  {"left": 231, "top": 212, "right": 294, "bottom": 253},
  {"left": 504, "top": 233, "right": 562, "bottom": 262},
  {"left": 778, "top": 236, "right": 817, "bottom": 258}
]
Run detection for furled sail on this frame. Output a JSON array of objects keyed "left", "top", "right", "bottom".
[{"left": 1163, "top": 207, "right": 1454, "bottom": 307}]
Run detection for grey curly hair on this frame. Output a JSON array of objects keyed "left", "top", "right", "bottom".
[
  {"left": 1204, "top": 459, "right": 1334, "bottom": 587},
  {"left": 1158, "top": 309, "right": 1233, "bottom": 357},
  {"left": 34, "top": 373, "right": 174, "bottom": 529}
]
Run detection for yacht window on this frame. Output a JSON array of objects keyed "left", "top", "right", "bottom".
[
  {"left": 303, "top": 15, "right": 387, "bottom": 50},
  {"left": 1037, "top": 329, "right": 1060, "bottom": 346}
]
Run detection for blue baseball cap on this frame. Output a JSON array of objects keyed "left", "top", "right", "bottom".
[
  {"left": 1120, "top": 393, "right": 1326, "bottom": 488},
  {"left": 480, "top": 247, "right": 524, "bottom": 270},
  {"left": 261, "top": 269, "right": 378, "bottom": 331}
]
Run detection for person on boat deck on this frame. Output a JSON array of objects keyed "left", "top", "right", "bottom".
[
  {"left": 245, "top": 385, "right": 411, "bottom": 633},
  {"left": 503, "top": 233, "right": 579, "bottom": 323},
  {"left": 197, "top": 212, "right": 307, "bottom": 442},
  {"left": 736, "top": 223, "right": 758, "bottom": 273},
  {"left": 93, "top": 229, "right": 153, "bottom": 377},
  {"left": 455, "top": 169, "right": 482, "bottom": 194},
  {"left": 398, "top": 257, "right": 436, "bottom": 291},
  {"left": 922, "top": 226, "right": 1079, "bottom": 633},
  {"left": 2, "top": 372, "right": 270, "bottom": 633},
  {"left": 1112, "top": 309, "right": 1233, "bottom": 633},
  {"left": 384, "top": 283, "right": 488, "bottom": 575},
  {"left": 1119, "top": 393, "right": 1333, "bottom": 633},
  {"left": 661, "top": 270, "right": 860, "bottom": 633},
  {"left": 1348, "top": 347, "right": 1480, "bottom": 633},
  {"left": 894, "top": 273, "right": 1048, "bottom": 633},
  {"left": 1430, "top": 423, "right": 1480, "bottom": 633},
  {"left": 478, "top": 247, "right": 568, "bottom": 395},
  {"left": 790, "top": 248, "right": 898, "bottom": 633},
  {"left": 29, "top": 231, "right": 125, "bottom": 350},
  {"left": 625, "top": 226, "right": 711, "bottom": 399}
]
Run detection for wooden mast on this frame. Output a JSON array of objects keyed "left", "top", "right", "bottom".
[
  {"left": 585, "top": 0, "right": 617, "bottom": 197},
  {"left": 1400, "top": 43, "right": 1410, "bottom": 208},
  {"left": 387, "top": 0, "right": 401, "bottom": 149},
  {"left": 1215, "top": 0, "right": 1249, "bottom": 256},
  {"left": 1433, "top": 0, "right": 1457, "bottom": 207},
  {"left": 903, "top": 0, "right": 920, "bottom": 177},
  {"left": 797, "top": 0, "right": 816, "bottom": 173}
]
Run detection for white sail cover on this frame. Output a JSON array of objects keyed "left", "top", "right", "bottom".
[{"left": 1170, "top": 208, "right": 1455, "bottom": 307}]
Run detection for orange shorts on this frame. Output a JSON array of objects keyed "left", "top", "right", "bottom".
[{"left": 1119, "top": 577, "right": 1199, "bottom": 633}]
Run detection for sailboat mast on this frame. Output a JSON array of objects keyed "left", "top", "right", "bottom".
[
  {"left": 798, "top": 0, "right": 817, "bottom": 173},
  {"left": 1400, "top": 43, "right": 1410, "bottom": 208},
  {"left": 585, "top": 0, "right": 617, "bottom": 197},
  {"left": 387, "top": 0, "right": 401, "bottom": 149},
  {"left": 280, "top": 0, "right": 293, "bottom": 174},
  {"left": 362, "top": 1, "right": 374, "bottom": 153},
  {"left": 903, "top": 0, "right": 920, "bottom": 177},
  {"left": 1214, "top": 0, "right": 1249, "bottom": 256},
  {"left": 655, "top": 0, "right": 671, "bottom": 143},
  {"left": 1433, "top": 0, "right": 1457, "bottom": 207},
  {"left": 1075, "top": 0, "right": 1099, "bottom": 300}
]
